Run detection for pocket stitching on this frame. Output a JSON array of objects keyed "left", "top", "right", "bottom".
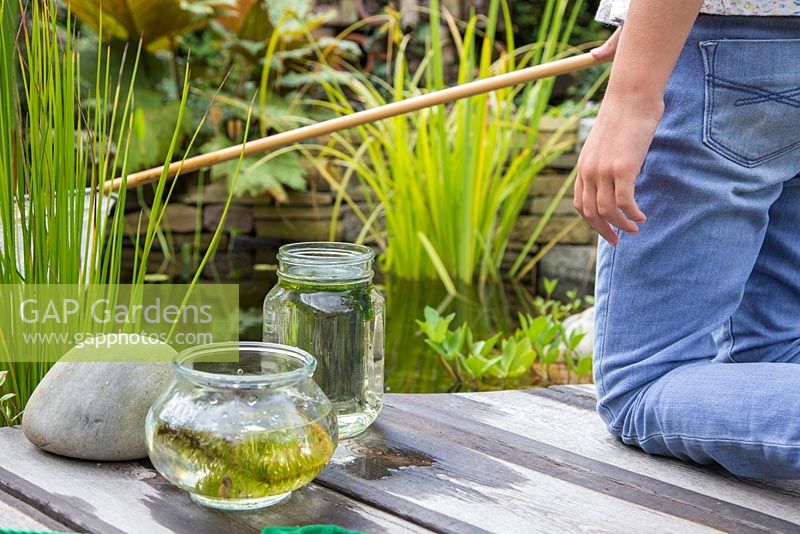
[
  {"left": 701, "top": 41, "right": 800, "bottom": 168},
  {"left": 735, "top": 84, "right": 800, "bottom": 107},
  {"left": 709, "top": 76, "right": 800, "bottom": 108}
]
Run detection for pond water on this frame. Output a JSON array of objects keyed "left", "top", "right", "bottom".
[
  {"left": 238, "top": 270, "right": 584, "bottom": 393},
  {"left": 130, "top": 247, "right": 590, "bottom": 393}
]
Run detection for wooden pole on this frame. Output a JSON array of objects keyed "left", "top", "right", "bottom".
[{"left": 104, "top": 52, "right": 606, "bottom": 194}]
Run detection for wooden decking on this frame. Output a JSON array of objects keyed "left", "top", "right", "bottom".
[{"left": 1, "top": 385, "right": 799, "bottom": 533}]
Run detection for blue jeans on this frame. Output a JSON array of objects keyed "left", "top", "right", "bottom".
[{"left": 594, "top": 15, "right": 800, "bottom": 478}]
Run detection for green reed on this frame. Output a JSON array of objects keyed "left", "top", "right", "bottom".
[
  {"left": 0, "top": 1, "right": 244, "bottom": 420},
  {"left": 308, "top": 0, "right": 589, "bottom": 286}
]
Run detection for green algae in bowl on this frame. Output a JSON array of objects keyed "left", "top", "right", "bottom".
[{"left": 145, "top": 342, "right": 337, "bottom": 510}]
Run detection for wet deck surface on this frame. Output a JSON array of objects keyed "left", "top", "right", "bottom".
[{"left": 2, "top": 385, "right": 800, "bottom": 533}]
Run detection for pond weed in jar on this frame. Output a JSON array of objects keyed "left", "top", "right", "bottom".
[
  {"left": 263, "top": 242, "right": 385, "bottom": 439},
  {"left": 145, "top": 343, "right": 337, "bottom": 510},
  {"left": 149, "top": 419, "right": 334, "bottom": 506}
]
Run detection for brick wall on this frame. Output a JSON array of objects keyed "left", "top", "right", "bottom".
[
  {"left": 513, "top": 117, "right": 597, "bottom": 298},
  {"left": 121, "top": 118, "right": 596, "bottom": 296}
]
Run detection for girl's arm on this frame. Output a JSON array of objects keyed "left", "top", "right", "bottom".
[{"left": 575, "top": 0, "right": 703, "bottom": 245}]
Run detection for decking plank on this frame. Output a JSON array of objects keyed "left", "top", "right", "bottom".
[
  {"left": 319, "top": 403, "right": 718, "bottom": 534},
  {"left": 546, "top": 385, "right": 800, "bottom": 502},
  {"left": 0, "top": 427, "right": 427, "bottom": 534},
  {"left": 405, "top": 391, "right": 800, "bottom": 528},
  {"left": 384, "top": 396, "right": 796, "bottom": 534},
  {"left": 0, "top": 488, "right": 69, "bottom": 532},
  {"left": 559, "top": 384, "right": 597, "bottom": 395},
  {"left": 522, "top": 386, "right": 596, "bottom": 411},
  {"left": 1, "top": 389, "right": 797, "bottom": 534},
  {"left": 546, "top": 384, "right": 598, "bottom": 402}
]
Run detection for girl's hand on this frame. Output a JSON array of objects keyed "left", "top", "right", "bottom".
[
  {"left": 574, "top": 92, "right": 663, "bottom": 245},
  {"left": 591, "top": 28, "right": 621, "bottom": 60},
  {"left": 574, "top": 1, "right": 702, "bottom": 245}
]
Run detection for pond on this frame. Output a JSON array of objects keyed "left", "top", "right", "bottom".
[
  {"left": 129, "top": 245, "right": 591, "bottom": 393},
  {"left": 238, "top": 276, "right": 532, "bottom": 393}
]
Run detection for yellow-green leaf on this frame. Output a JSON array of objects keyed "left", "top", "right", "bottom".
[{"left": 67, "top": 0, "right": 229, "bottom": 49}]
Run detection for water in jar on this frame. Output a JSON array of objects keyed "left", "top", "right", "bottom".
[{"left": 263, "top": 276, "right": 384, "bottom": 439}]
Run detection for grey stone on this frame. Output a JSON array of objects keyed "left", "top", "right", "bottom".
[
  {"left": 538, "top": 245, "right": 596, "bottom": 299},
  {"left": 203, "top": 204, "right": 254, "bottom": 234},
  {"left": 23, "top": 342, "right": 176, "bottom": 461},
  {"left": 528, "top": 198, "right": 575, "bottom": 216},
  {"left": 513, "top": 216, "right": 596, "bottom": 245},
  {"left": 563, "top": 306, "right": 595, "bottom": 357}
]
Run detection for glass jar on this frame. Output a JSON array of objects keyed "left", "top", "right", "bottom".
[
  {"left": 263, "top": 242, "right": 384, "bottom": 439},
  {"left": 145, "top": 342, "right": 337, "bottom": 511}
]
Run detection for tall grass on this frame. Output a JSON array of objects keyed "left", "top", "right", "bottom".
[
  {"left": 311, "top": 0, "right": 587, "bottom": 286},
  {"left": 0, "top": 1, "right": 243, "bottom": 421},
  {"left": 0, "top": 0, "right": 125, "bottom": 412}
]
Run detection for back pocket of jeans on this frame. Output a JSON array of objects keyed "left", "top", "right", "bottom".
[{"left": 701, "top": 39, "right": 800, "bottom": 168}]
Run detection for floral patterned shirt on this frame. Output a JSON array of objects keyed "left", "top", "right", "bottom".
[{"left": 597, "top": 0, "right": 800, "bottom": 25}]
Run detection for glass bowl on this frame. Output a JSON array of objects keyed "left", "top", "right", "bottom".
[{"left": 145, "top": 342, "right": 337, "bottom": 510}]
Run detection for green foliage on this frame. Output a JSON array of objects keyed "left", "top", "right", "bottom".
[
  {"left": 128, "top": 91, "right": 195, "bottom": 171},
  {"left": 75, "top": 34, "right": 193, "bottom": 169},
  {"left": 67, "top": 0, "right": 233, "bottom": 50},
  {"left": 511, "top": 1, "right": 610, "bottom": 107},
  {"left": 510, "top": 0, "right": 608, "bottom": 47},
  {"left": 69, "top": 0, "right": 223, "bottom": 170},
  {"left": 0, "top": 1, "right": 245, "bottom": 423},
  {"left": 417, "top": 280, "right": 593, "bottom": 386},
  {"left": 546, "top": 99, "right": 600, "bottom": 119},
  {"left": 69, "top": 0, "right": 360, "bottom": 199},
  {"left": 186, "top": 0, "right": 360, "bottom": 94},
  {"left": 0, "top": 371, "right": 21, "bottom": 426},
  {"left": 534, "top": 277, "right": 594, "bottom": 321},
  {"left": 154, "top": 420, "right": 334, "bottom": 499},
  {"left": 315, "top": 0, "right": 596, "bottom": 285},
  {"left": 204, "top": 0, "right": 361, "bottom": 176},
  {"left": 199, "top": 134, "right": 306, "bottom": 200}
]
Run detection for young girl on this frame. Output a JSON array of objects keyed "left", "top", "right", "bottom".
[{"left": 578, "top": 1, "right": 800, "bottom": 478}]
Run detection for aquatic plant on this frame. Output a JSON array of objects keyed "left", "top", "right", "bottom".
[
  {"left": 309, "top": 0, "right": 606, "bottom": 286},
  {"left": 417, "top": 279, "right": 593, "bottom": 386},
  {"left": 153, "top": 420, "right": 335, "bottom": 500}
]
